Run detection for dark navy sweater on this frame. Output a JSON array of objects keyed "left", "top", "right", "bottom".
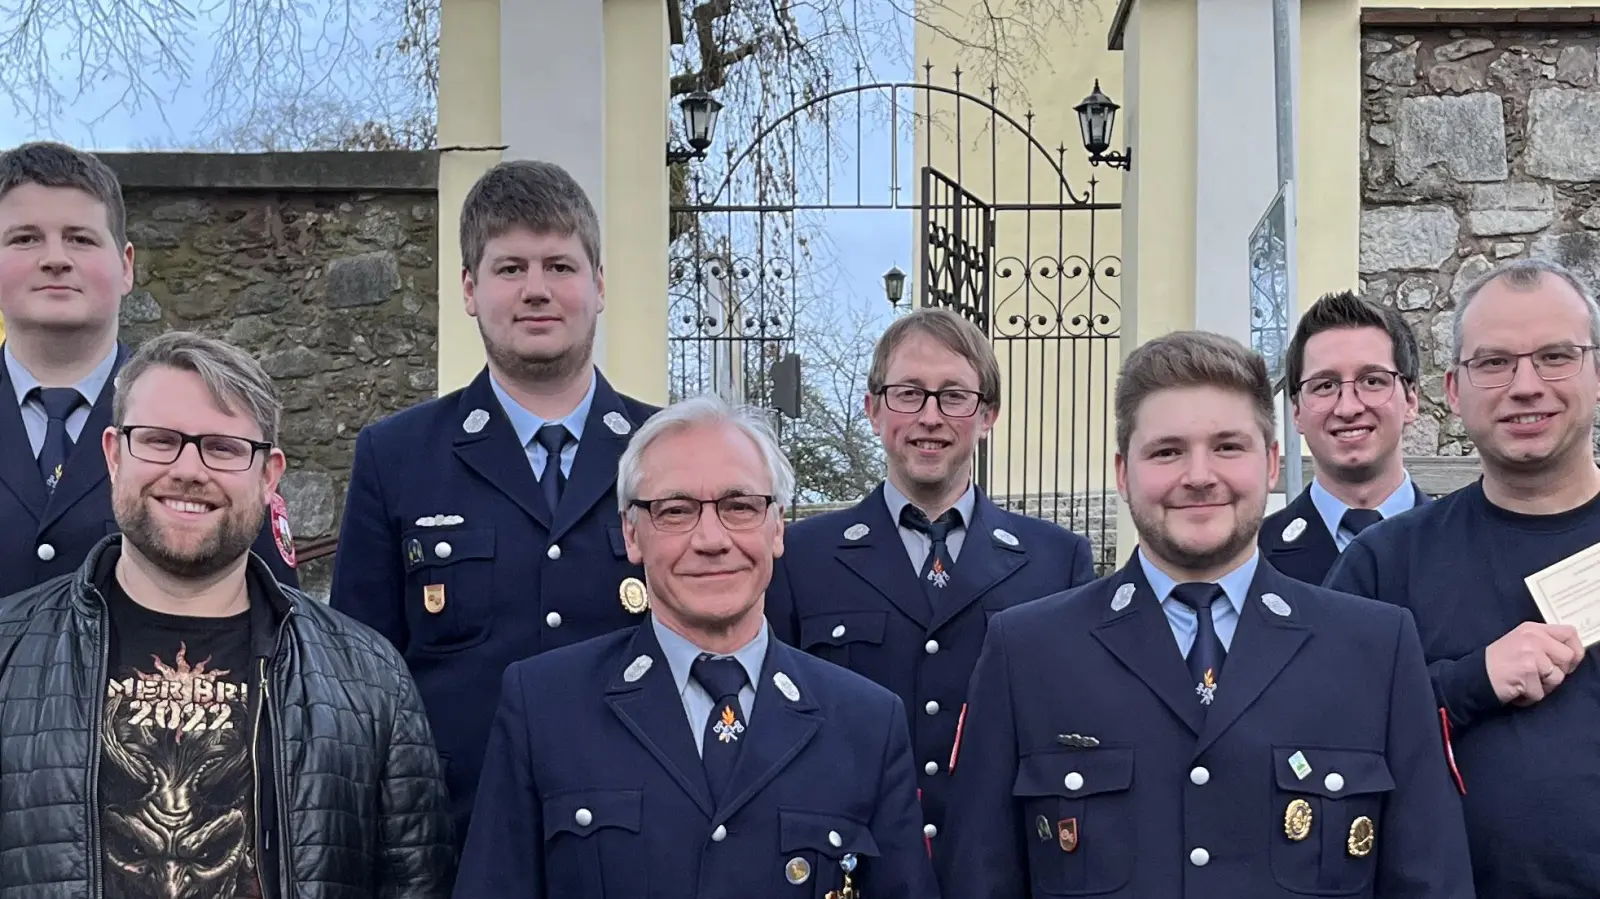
[{"left": 1326, "top": 479, "right": 1600, "bottom": 898}]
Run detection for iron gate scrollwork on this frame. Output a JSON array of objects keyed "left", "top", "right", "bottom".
[{"left": 669, "top": 65, "right": 1122, "bottom": 569}]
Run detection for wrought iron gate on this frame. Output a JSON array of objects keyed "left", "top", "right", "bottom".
[{"left": 669, "top": 66, "right": 1123, "bottom": 568}]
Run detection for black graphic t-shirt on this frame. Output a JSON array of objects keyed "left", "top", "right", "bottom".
[{"left": 99, "top": 576, "right": 261, "bottom": 899}]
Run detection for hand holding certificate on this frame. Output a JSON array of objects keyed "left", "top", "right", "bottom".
[{"left": 1524, "top": 542, "right": 1600, "bottom": 647}]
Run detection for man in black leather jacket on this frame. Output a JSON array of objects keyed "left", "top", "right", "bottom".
[{"left": 0, "top": 331, "right": 454, "bottom": 898}]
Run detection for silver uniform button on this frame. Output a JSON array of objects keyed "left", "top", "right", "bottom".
[
  {"left": 924, "top": 640, "right": 940, "bottom": 654},
  {"left": 575, "top": 808, "right": 592, "bottom": 827},
  {"left": 925, "top": 701, "right": 940, "bottom": 715},
  {"left": 1325, "top": 772, "right": 1345, "bottom": 793},
  {"left": 434, "top": 541, "right": 452, "bottom": 559},
  {"left": 923, "top": 824, "right": 937, "bottom": 838},
  {"left": 546, "top": 612, "right": 563, "bottom": 628},
  {"left": 36, "top": 543, "right": 54, "bottom": 562},
  {"left": 547, "top": 544, "right": 561, "bottom": 560},
  {"left": 828, "top": 830, "right": 842, "bottom": 848},
  {"left": 1190, "top": 766, "right": 1210, "bottom": 785},
  {"left": 1064, "top": 772, "right": 1084, "bottom": 791},
  {"left": 924, "top": 761, "right": 939, "bottom": 775},
  {"left": 712, "top": 825, "right": 727, "bottom": 842},
  {"left": 1190, "top": 847, "right": 1209, "bottom": 866},
  {"left": 831, "top": 624, "right": 846, "bottom": 638}
]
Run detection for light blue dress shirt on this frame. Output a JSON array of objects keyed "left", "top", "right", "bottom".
[
  {"left": 1309, "top": 473, "right": 1417, "bottom": 551},
  {"left": 652, "top": 613, "right": 769, "bottom": 756},
  {"left": 5, "top": 344, "right": 118, "bottom": 457},
  {"left": 1138, "top": 547, "right": 1258, "bottom": 656},
  {"left": 882, "top": 479, "right": 978, "bottom": 572},
  {"left": 488, "top": 367, "right": 596, "bottom": 481}
]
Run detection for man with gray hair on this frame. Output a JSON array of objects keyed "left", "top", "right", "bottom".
[
  {"left": 454, "top": 393, "right": 939, "bottom": 898},
  {"left": 0, "top": 330, "right": 455, "bottom": 898},
  {"left": 1327, "top": 257, "right": 1600, "bottom": 898}
]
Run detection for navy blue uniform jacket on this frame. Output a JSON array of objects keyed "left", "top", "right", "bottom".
[
  {"left": 939, "top": 556, "right": 1475, "bottom": 899},
  {"left": 1260, "top": 483, "right": 1430, "bottom": 586},
  {"left": 328, "top": 366, "right": 657, "bottom": 835},
  {"left": 453, "top": 621, "right": 941, "bottom": 899},
  {"left": 0, "top": 341, "right": 298, "bottom": 599},
  {"left": 765, "top": 483, "right": 1096, "bottom": 843}
]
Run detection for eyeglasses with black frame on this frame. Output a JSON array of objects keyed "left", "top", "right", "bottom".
[
  {"left": 120, "top": 425, "right": 272, "bottom": 472},
  {"left": 1457, "top": 345, "right": 1597, "bottom": 389},
  {"left": 876, "top": 384, "right": 985, "bottom": 417},
  {"left": 1295, "top": 370, "right": 1405, "bottom": 412},
  {"left": 630, "top": 494, "right": 777, "bottom": 533}
]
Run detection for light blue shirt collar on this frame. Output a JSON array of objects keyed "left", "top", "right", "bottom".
[
  {"left": 883, "top": 478, "right": 977, "bottom": 529},
  {"left": 488, "top": 366, "right": 596, "bottom": 449},
  {"left": 1137, "top": 546, "right": 1257, "bottom": 618},
  {"left": 1309, "top": 472, "right": 1416, "bottom": 546},
  {"left": 5, "top": 342, "right": 118, "bottom": 407},
  {"left": 652, "top": 613, "right": 769, "bottom": 697}
]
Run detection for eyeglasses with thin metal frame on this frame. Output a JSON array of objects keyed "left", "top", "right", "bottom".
[
  {"left": 630, "top": 494, "right": 778, "bottom": 533},
  {"left": 1295, "top": 369, "right": 1406, "bottom": 412},
  {"left": 120, "top": 425, "right": 272, "bottom": 472},
  {"left": 1456, "top": 345, "right": 1597, "bottom": 389},
  {"left": 876, "top": 384, "right": 986, "bottom": 418}
]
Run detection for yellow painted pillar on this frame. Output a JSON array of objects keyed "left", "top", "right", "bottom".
[
  {"left": 602, "top": 0, "right": 671, "bottom": 405},
  {"left": 1296, "top": 0, "right": 1360, "bottom": 313},
  {"left": 435, "top": 0, "right": 503, "bottom": 395}
]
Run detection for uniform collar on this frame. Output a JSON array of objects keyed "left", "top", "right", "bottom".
[
  {"left": 5, "top": 341, "right": 118, "bottom": 407},
  {"left": 882, "top": 478, "right": 977, "bottom": 529},
  {"left": 1136, "top": 546, "right": 1257, "bottom": 618},
  {"left": 1309, "top": 471, "right": 1416, "bottom": 538},
  {"left": 487, "top": 365, "right": 597, "bottom": 449},
  {"left": 650, "top": 612, "right": 769, "bottom": 696}
]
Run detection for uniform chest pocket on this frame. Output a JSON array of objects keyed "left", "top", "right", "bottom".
[
  {"left": 401, "top": 526, "right": 497, "bottom": 653},
  {"left": 777, "top": 808, "right": 879, "bottom": 898},
  {"left": 1012, "top": 747, "right": 1135, "bottom": 896},
  {"left": 797, "top": 611, "right": 887, "bottom": 668},
  {"left": 1269, "top": 746, "right": 1394, "bottom": 896},
  {"left": 542, "top": 788, "right": 647, "bottom": 897}
]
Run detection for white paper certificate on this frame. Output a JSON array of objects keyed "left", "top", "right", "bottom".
[{"left": 1524, "top": 542, "right": 1600, "bottom": 647}]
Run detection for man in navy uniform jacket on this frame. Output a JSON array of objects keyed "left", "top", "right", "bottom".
[
  {"left": 1327, "top": 258, "right": 1600, "bottom": 899},
  {"left": 330, "top": 160, "right": 657, "bottom": 843},
  {"left": 1260, "top": 291, "right": 1430, "bottom": 585},
  {"left": 455, "top": 394, "right": 939, "bottom": 899},
  {"left": 765, "top": 307, "right": 1096, "bottom": 853},
  {"left": 0, "top": 141, "right": 297, "bottom": 599},
  {"left": 941, "top": 330, "right": 1473, "bottom": 899}
]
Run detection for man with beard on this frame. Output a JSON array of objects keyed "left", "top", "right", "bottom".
[
  {"left": 0, "top": 140, "right": 299, "bottom": 598},
  {"left": 453, "top": 394, "right": 938, "bottom": 898},
  {"left": 0, "top": 330, "right": 453, "bottom": 899},
  {"left": 938, "top": 330, "right": 1473, "bottom": 898},
  {"left": 1326, "top": 258, "right": 1600, "bottom": 898},
  {"left": 763, "top": 307, "right": 1096, "bottom": 860},
  {"left": 1260, "top": 291, "right": 1429, "bottom": 585},
  {"left": 330, "top": 160, "right": 658, "bottom": 848}
]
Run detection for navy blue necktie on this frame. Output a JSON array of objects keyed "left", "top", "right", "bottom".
[
  {"left": 33, "top": 387, "right": 84, "bottom": 492},
  {"left": 900, "top": 505, "right": 961, "bottom": 601},
  {"left": 691, "top": 655, "right": 749, "bottom": 804},
  {"left": 1341, "top": 508, "right": 1383, "bottom": 536},
  {"left": 534, "top": 423, "right": 571, "bottom": 513},
  {"left": 1171, "top": 582, "right": 1226, "bottom": 707}
]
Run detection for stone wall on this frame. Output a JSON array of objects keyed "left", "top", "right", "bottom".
[
  {"left": 102, "top": 151, "right": 440, "bottom": 597},
  {"left": 1360, "top": 24, "right": 1600, "bottom": 455}
]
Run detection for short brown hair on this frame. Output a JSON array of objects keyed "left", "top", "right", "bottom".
[
  {"left": 114, "top": 331, "right": 282, "bottom": 446},
  {"left": 1115, "top": 330, "right": 1276, "bottom": 455},
  {"left": 0, "top": 141, "right": 127, "bottom": 248},
  {"left": 867, "top": 307, "right": 1002, "bottom": 409},
  {"left": 459, "top": 160, "right": 601, "bottom": 276}
]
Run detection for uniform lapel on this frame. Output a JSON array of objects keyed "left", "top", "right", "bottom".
[
  {"left": 1090, "top": 558, "right": 1205, "bottom": 734},
  {"left": 1191, "top": 564, "right": 1311, "bottom": 758},
  {"left": 548, "top": 371, "right": 635, "bottom": 543},
  {"left": 450, "top": 369, "right": 549, "bottom": 529},
  {"left": 0, "top": 348, "right": 47, "bottom": 519},
  {"left": 38, "top": 343, "right": 126, "bottom": 533},
  {"left": 604, "top": 624, "right": 716, "bottom": 818},
  {"left": 1262, "top": 488, "right": 1337, "bottom": 584},
  {"left": 1411, "top": 481, "right": 1432, "bottom": 508},
  {"left": 833, "top": 485, "right": 930, "bottom": 627},
  {"left": 926, "top": 492, "right": 1026, "bottom": 632},
  {"left": 711, "top": 640, "right": 822, "bottom": 825}
]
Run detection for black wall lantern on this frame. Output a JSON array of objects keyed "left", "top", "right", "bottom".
[
  {"left": 1075, "top": 80, "right": 1132, "bottom": 171},
  {"left": 883, "top": 265, "right": 907, "bottom": 308},
  {"left": 667, "top": 90, "right": 724, "bottom": 164}
]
